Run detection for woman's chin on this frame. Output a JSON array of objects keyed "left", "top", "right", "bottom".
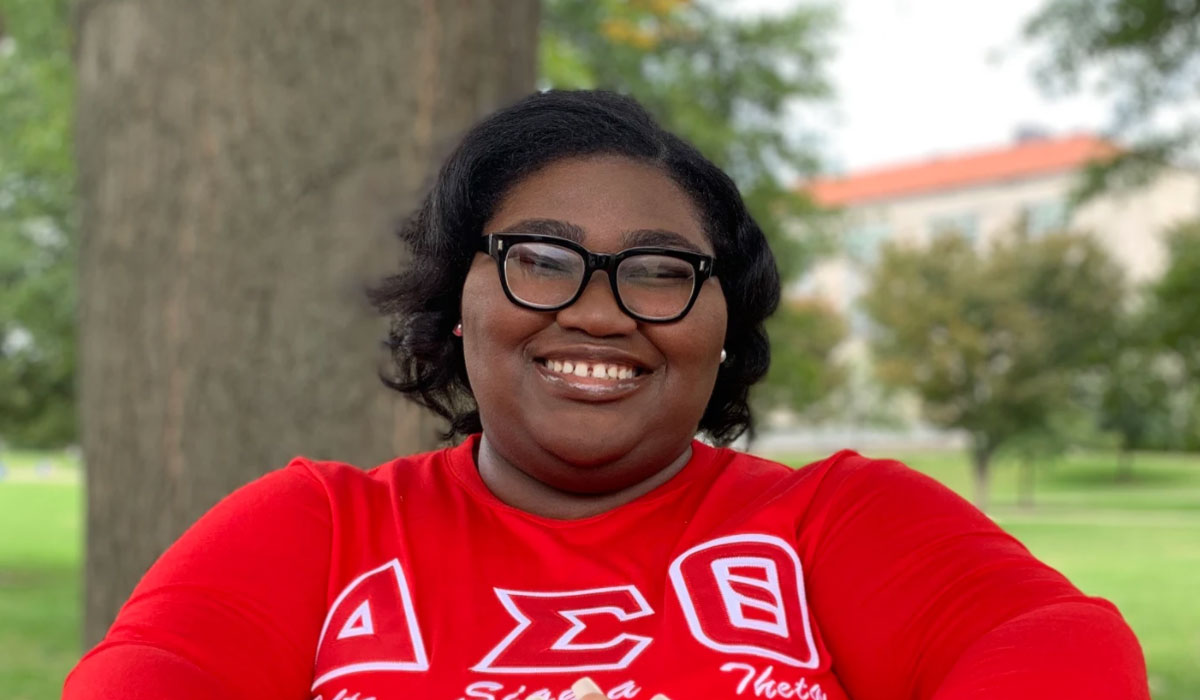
[
  {"left": 537, "top": 430, "right": 692, "bottom": 488},
  {"left": 538, "top": 432, "right": 640, "bottom": 470}
]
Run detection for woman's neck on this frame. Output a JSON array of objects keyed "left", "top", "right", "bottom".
[{"left": 475, "top": 434, "right": 692, "bottom": 520}]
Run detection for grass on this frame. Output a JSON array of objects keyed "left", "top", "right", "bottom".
[
  {"left": 1, "top": 448, "right": 1197, "bottom": 698},
  {"left": 0, "top": 471, "right": 81, "bottom": 700}
]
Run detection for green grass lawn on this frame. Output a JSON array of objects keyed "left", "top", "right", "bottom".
[
  {"left": 0, "top": 471, "right": 81, "bottom": 700},
  {"left": 1, "top": 448, "right": 1198, "bottom": 698}
]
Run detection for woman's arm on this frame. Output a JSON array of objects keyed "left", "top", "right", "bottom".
[
  {"left": 930, "top": 599, "right": 1146, "bottom": 698},
  {"left": 64, "top": 460, "right": 332, "bottom": 700},
  {"left": 801, "top": 454, "right": 1148, "bottom": 700}
]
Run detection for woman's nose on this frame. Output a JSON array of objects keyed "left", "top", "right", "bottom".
[{"left": 554, "top": 270, "right": 637, "bottom": 336}]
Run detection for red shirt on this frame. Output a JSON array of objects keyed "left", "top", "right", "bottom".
[{"left": 64, "top": 436, "right": 1148, "bottom": 699}]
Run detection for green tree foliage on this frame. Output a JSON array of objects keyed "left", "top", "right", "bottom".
[
  {"left": 1075, "top": 221, "right": 1200, "bottom": 463},
  {"left": 541, "top": 0, "right": 843, "bottom": 413},
  {"left": 756, "top": 298, "right": 846, "bottom": 417},
  {"left": 1151, "top": 220, "right": 1200, "bottom": 378},
  {"left": 1140, "top": 219, "right": 1200, "bottom": 451},
  {"left": 862, "top": 230, "right": 1125, "bottom": 508},
  {"left": 1096, "top": 339, "right": 1175, "bottom": 475},
  {"left": 1025, "top": 0, "right": 1200, "bottom": 196},
  {"left": 0, "top": 0, "right": 75, "bottom": 447}
]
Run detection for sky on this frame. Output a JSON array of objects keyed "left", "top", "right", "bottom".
[{"left": 732, "top": 0, "right": 1113, "bottom": 174}]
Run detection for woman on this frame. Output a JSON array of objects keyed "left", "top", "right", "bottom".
[{"left": 65, "top": 90, "right": 1149, "bottom": 699}]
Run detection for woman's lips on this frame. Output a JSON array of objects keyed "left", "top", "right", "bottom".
[{"left": 533, "top": 359, "right": 649, "bottom": 401}]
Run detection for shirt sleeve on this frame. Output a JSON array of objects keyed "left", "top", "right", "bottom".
[
  {"left": 63, "top": 459, "right": 332, "bottom": 700},
  {"left": 800, "top": 454, "right": 1148, "bottom": 700}
]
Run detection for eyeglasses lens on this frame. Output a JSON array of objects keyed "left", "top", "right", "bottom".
[
  {"left": 504, "top": 242, "right": 585, "bottom": 308},
  {"left": 616, "top": 255, "right": 696, "bottom": 320}
]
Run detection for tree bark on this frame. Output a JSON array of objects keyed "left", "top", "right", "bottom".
[{"left": 75, "top": 0, "right": 538, "bottom": 646}]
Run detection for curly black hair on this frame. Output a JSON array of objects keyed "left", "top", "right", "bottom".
[{"left": 369, "top": 90, "right": 781, "bottom": 446}]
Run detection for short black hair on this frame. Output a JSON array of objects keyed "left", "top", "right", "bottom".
[{"left": 370, "top": 90, "right": 780, "bottom": 446}]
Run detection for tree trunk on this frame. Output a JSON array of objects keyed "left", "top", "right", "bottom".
[
  {"left": 970, "top": 443, "right": 992, "bottom": 513},
  {"left": 75, "top": 0, "right": 538, "bottom": 646}
]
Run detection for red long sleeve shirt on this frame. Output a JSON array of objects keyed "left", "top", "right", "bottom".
[{"left": 64, "top": 436, "right": 1148, "bottom": 699}]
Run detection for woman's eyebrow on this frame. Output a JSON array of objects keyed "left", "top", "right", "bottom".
[
  {"left": 622, "top": 229, "right": 706, "bottom": 254},
  {"left": 493, "top": 220, "right": 707, "bottom": 254},
  {"left": 495, "top": 218, "right": 584, "bottom": 242}
]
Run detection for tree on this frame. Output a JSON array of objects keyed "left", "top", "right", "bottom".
[
  {"left": 755, "top": 298, "right": 846, "bottom": 418},
  {"left": 540, "top": 0, "right": 844, "bottom": 413},
  {"left": 1094, "top": 315, "right": 1174, "bottom": 478},
  {"left": 1139, "top": 219, "right": 1200, "bottom": 452},
  {"left": 1003, "top": 417, "right": 1071, "bottom": 508},
  {"left": 77, "top": 1, "right": 538, "bottom": 645},
  {"left": 1087, "top": 223, "right": 1200, "bottom": 464},
  {"left": 0, "top": 0, "right": 75, "bottom": 448},
  {"left": 1025, "top": 0, "right": 1200, "bottom": 196},
  {"left": 1150, "top": 220, "right": 1200, "bottom": 379},
  {"left": 862, "top": 230, "right": 1125, "bottom": 509}
]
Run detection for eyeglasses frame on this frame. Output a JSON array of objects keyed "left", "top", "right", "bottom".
[{"left": 478, "top": 233, "right": 717, "bottom": 323}]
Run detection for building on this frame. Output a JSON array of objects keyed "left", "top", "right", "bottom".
[
  {"left": 802, "top": 134, "right": 1200, "bottom": 323},
  {"left": 785, "top": 134, "right": 1200, "bottom": 435}
]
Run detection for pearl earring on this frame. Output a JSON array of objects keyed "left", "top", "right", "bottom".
[
  {"left": 452, "top": 322, "right": 463, "bottom": 337},
  {"left": 720, "top": 349, "right": 727, "bottom": 363}
]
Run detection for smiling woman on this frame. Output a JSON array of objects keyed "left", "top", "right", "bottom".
[
  {"left": 464, "top": 156, "right": 729, "bottom": 509},
  {"left": 375, "top": 91, "right": 777, "bottom": 451},
  {"left": 63, "top": 91, "right": 1150, "bottom": 699}
]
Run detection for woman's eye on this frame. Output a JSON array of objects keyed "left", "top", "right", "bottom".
[
  {"left": 517, "top": 253, "right": 572, "bottom": 273},
  {"left": 624, "top": 262, "right": 692, "bottom": 282}
]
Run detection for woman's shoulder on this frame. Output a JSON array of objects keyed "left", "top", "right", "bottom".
[
  {"left": 283, "top": 441, "right": 461, "bottom": 486},
  {"left": 702, "top": 444, "right": 950, "bottom": 513},
  {"left": 707, "top": 444, "right": 907, "bottom": 487}
]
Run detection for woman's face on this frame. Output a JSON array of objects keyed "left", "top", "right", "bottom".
[{"left": 460, "top": 155, "right": 728, "bottom": 494}]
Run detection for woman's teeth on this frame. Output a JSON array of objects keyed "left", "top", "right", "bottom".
[{"left": 542, "top": 359, "right": 639, "bottom": 380}]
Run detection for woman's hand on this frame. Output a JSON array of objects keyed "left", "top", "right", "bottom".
[{"left": 525, "top": 677, "right": 671, "bottom": 700}]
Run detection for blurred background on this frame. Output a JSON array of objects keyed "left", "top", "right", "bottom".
[{"left": 1, "top": 0, "right": 1197, "bottom": 697}]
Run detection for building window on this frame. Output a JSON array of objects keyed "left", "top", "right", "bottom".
[
  {"left": 928, "top": 212, "right": 979, "bottom": 243},
  {"left": 1022, "top": 199, "right": 1068, "bottom": 237},
  {"left": 844, "top": 221, "right": 891, "bottom": 264}
]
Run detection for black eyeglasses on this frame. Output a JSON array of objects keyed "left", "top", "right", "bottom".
[{"left": 478, "top": 233, "right": 717, "bottom": 323}]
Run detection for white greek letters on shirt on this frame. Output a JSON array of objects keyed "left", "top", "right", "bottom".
[
  {"left": 668, "top": 534, "right": 820, "bottom": 668},
  {"left": 472, "top": 586, "right": 655, "bottom": 673},
  {"left": 312, "top": 559, "right": 429, "bottom": 690},
  {"left": 312, "top": 534, "right": 820, "bottom": 687}
]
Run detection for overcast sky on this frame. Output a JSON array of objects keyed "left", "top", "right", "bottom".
[{"left": 732, "top": 0, "right": 1112, "bottom": 174}]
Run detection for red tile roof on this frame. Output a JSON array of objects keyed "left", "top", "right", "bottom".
[{"left": 806, "top": 135, "right": 1119, "bottom": 207}]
